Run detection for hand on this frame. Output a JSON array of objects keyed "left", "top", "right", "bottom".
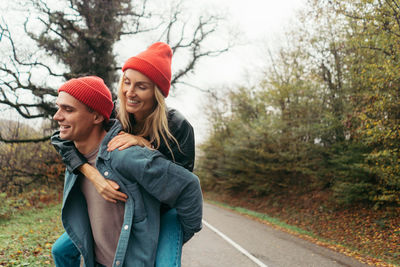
[
  {"left": 79, "top": 163, "right": 128, "bottom": 203},
  {"left": 92, "top": 177, "right": 128, "bottom": 203},
  {"left": 107, "top": 131, "right": 152, "bottom": 151}
]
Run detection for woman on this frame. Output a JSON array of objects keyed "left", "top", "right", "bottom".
[{"left": 51, "top": 42, "right": 195, "bottom": 267}]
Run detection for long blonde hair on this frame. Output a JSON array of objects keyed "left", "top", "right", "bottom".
[{"left": 117, "top": 74, "right": 179, "bottom": 160}]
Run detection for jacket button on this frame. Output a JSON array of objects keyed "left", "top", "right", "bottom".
[
  {"left": 124, "top": 225, "right": 129, "bottom": 230},
  {"left": 115, "top": 260, "right": 121, "bottom": 265},
  {"left": 104, "top": 171, "right": 109, "bottom": 176}
]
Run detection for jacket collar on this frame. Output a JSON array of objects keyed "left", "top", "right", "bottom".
[{"left": 97, "top": 119, "right": 123, "bottom": 161}]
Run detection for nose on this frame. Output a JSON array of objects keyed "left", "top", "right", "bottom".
[
  {"left": 125, "top": 84, "right": 136, "bottom": 96},
  {"left": 53, "top": 109, "right": 62, "bottom": 121}
]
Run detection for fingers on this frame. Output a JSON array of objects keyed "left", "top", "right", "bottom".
[
  {"left": 107, "top": 137, "right": 123, "bottom": 151},
  {"left": 107, "top": 135, "right": 122, "bottom": 151},
  {"left": 107, "top": 132, "right": 139, "bottom": 151},
  {"left": 103, "top": 196, "right": 117, "bottom": 204},
  {"left": 101, "top": 189, "right": 128, "bottom": 203},
  {"left": 96, "top": 179, "right": 128, "bottom": 203},
  {"left": 106, "top": 180, "right": 128, "bottom": 202},
  {"left": 118, "top": 143, "right": 132, "bottom": 151},
  {"left": 108, "top": 179, "right": 120, "bottom": 190},
  {"left": 103, "top": 191, "right": 127, "bottom": 203}
]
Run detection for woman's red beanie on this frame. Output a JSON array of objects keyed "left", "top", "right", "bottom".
[
  {"left": 58, "top": 76, "right": 114, "bottom": 120},
  {"left": 122, "top": 42, "right": 172, "bottom": 97}
]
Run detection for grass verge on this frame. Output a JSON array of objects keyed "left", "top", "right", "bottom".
[{"left": 0, "top": 203, "right": 63, "bottom": 266}]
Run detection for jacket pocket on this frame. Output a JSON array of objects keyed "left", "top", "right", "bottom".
[{"left": 126, "top": 183, "right": 147, "bottom": 223}]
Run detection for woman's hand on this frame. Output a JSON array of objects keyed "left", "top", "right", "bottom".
[
  {"left": 79, "top": 163, "right": 128, "bottom": 203},
  {"left": 107, "top": 131, "right": 152, "bottom": 151}
]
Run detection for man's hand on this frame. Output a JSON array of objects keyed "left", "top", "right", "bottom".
[
  {"left": 107, "top": 131, "right": 153, "bottom": 151},
  {"left": 92, "top": 177, "right": 128, "bottom": 203},
  {"left": 79, "top": 163, "right": 128, "bottom": 203}
]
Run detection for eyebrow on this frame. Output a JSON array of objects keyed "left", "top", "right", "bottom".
[
  {"left": 56, "top": 103, "right": 75, "bottom": 110},
  {"left": 123, "top": 77, "right": 153, "bottom": 85},
  {"left": 136, "top": 81, "right": 153, "bottom": 85}
]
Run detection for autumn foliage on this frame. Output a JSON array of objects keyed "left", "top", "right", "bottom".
[
  {"left": 197, "top": 0, "right": 400, "bottom": 208},
  {"left": 197, "top": 1, "right": 400, "bottom": 264},
  {"left": 0, "top": 119, "right": 64, "bottom": 218}
]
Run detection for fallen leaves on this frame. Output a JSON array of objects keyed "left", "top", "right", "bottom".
[
  {"left": 0, "top": 203, "right": 64, "bottom": 266},
  {"left": 206, "top": 190, "right": 400, "bottom": 266}
]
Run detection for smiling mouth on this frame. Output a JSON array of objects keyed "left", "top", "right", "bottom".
[
  {"left": 127, "top": 99, "right": 140, "bottom": 104},
  {"left": 59, "top": 125, "right": 70, "bottom": 130}
]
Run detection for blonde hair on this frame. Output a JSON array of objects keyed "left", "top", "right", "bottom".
[{"left": 117, "top": 74, "right": 179, "bottom": 160}]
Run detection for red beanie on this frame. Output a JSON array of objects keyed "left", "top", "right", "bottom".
[
  {"left": 122, "top": 42, "right": 172, "bottom": 97},
  {"left": 58, "top": 76, "right": 114, "bottom": 120}
]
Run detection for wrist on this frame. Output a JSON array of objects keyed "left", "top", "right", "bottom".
[{"left": 79, "top": 163, "right": 97, "bottom": 182}]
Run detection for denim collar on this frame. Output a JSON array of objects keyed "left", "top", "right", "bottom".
[{"left": 97, "top": 119, "right": 123, "bottom": 161}]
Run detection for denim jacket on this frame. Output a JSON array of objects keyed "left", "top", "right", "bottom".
[{"left": 61, "top": 120, "right": 203, "bottom": 267}]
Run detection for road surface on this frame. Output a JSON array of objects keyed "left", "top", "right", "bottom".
[{"left": 182, "top": 202, "right": 369, "bottom": 267}]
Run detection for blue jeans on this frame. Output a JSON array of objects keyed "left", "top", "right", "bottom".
[
  {"left": 52, "top": 231, "right": 81, "bottom": 267},
  {"left": 155, "top": 209, "right": 183, "bottom": 267},
  {"left": 52, "top": 208, "right": 183, "bottom": 267}
]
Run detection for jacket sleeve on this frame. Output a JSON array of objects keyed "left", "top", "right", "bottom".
[
  {"left": 164, "top": 109, "right": 195, "bottom": 171},
  {"left": 51, "top": 131, "right": 88, "bottom": 174},
  {"left": 114, "top": 148, "right": 203, "bottom": 243}
]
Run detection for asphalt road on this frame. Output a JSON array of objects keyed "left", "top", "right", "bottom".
[{"left": 182, "top": 202, "right": 370, "bottom": 267}]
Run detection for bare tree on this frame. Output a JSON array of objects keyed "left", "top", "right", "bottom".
[{"left": 0, "top": 0, "right": 232, "bottom": 142}]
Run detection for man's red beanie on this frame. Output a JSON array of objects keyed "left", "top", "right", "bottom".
[
  {"left": 58, "top": 76, "right": 114, "bottom": 120},
  {"left": 122, "top": 42, "right": 172, "bottom": 97}
]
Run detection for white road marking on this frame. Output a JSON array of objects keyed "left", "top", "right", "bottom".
[{"left": 202, "top": 220, "right": 268, "bottom": 267}]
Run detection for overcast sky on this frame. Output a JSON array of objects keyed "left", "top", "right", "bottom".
[
  {"left": 0, "top": 0, "right": 307, "bottom": 145},
  {"left": 165, "top": 0, "right": 307, "bottom": 144}
]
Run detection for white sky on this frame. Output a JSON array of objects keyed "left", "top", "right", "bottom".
[
  {"left": 0, "top": 0, "right": 307, "bottom": 145},
  {"left": 165, "top": 0, "right": 307, "bottom": 144}
]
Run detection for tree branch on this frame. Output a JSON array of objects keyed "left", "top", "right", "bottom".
[{"left": 0, "top": 134, "right": 51, "bottom": 143}]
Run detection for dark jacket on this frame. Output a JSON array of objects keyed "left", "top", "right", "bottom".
[
  {"left": 62, "top": 120, "right": 202, "bottom": 267},
  {"left": 51, "top": 108, "right": 195, "bottom": 173}
]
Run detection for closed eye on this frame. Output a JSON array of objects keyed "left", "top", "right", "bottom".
[
  {"left": 58, "top": 104, "right": 75, "bottom": 112},
  {"left": 136, "top": 82, "right": 152, "bottom": 90}
]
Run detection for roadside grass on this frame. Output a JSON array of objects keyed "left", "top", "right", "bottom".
[
  {"left": 0, "top": 203, "right": 63, "bottom": 266},
  {"left": 208, "top": 200, "right": 318, "bottom": 238},
  {"left": 206, "top": 197, "right": 400, "bottom": 267}
]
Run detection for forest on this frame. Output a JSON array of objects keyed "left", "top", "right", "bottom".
[{"left": 198, "top": 0, "right": 400, "bottom": 209}]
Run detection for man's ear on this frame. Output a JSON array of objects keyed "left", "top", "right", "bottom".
[{"left": 93, "top": 112, "right": 105, "bottom": 125}]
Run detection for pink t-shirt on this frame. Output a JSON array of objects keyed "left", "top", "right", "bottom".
[{"left": 80, "top": 147, "right": 125, "bottom": 267}]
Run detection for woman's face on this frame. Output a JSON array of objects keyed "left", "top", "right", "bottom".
[{"left": 121, "top": 69, "right": 156, "bottom": 122}]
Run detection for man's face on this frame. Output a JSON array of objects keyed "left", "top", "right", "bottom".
[{"left": 53, "top": 92, "right": 97, "bottom": 142}]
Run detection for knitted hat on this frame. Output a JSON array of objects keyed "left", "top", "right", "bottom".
[
  {"left": 122, "top": 42, "right": 172, "bottom": 97},
  {"left": 58, "top": 76, "right": 114, "bottom": 120}
]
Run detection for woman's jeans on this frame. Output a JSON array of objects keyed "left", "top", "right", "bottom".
[
  {"left": 155, "top": 209, "right": 183, "bottom": 267},
  {"left": 52, "top": 208, "right": 183, "bottom": 267}
]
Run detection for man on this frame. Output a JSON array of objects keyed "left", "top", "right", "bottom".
[{"left": 52, "top": 76, "right": 203, "bottom": 267}]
